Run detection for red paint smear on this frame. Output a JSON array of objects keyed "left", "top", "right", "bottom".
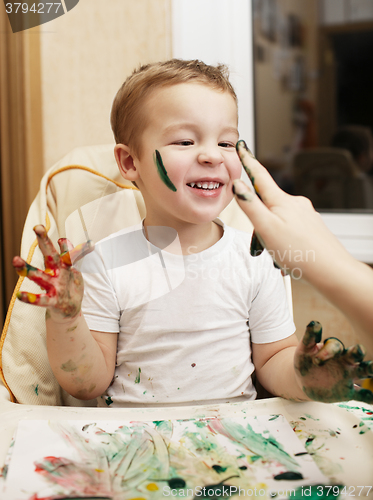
[
  {"left": 28, "top": 494, "right": 55, "bottom": 500},
  {"left": 34, "top": 455, "right": 63, "bottom": 472}
]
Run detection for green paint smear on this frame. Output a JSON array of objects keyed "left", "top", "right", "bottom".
[
  {"left": 105, "top": 396, "right": 113, "bottom": 406},
  {"left": 305, "top": 413, "right": 320, "bottom": 421},
  {"left": 219, "top": 420, "right": 298, "bottom": 471},
  {"left": 359, "top": 428, "right": 369, "bottom": 434},
  {"left": 60, "top": 359, "right": 78, "bottom": 372},
  {"left": 338, "top": 404, "right": 373, "bottom": 413},
  {"left": 274, "top": 471, "right": 303, "bottom": 480},
  {"left": 212, "top": 465, "right": 228, "bottom": 473},
  {"left": 135, "top": 367, "right": 141, "bottom": 383},
  {"left": 153, "top": 420, "right": 172, "bottom": 436},
  {"left": 290, "top": 485, "right": 343, "bottom": 500},
  {"left": 154, "top": 150, "right": 177, "bottom": 192},
  {"left": 34, "top": 384, "right": 39, "bottom": 396},
  {"left": 168, "top": 477, "right": 186, "bottom": 489}
]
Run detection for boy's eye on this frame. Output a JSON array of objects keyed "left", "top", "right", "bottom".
[
  {"left": 174, "top": 140, "right": 194, "bottom": 146},
  {"left": 219, "top": 142, "right": 235, "bottom": 148}
]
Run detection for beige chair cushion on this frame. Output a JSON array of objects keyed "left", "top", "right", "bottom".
[{"left": 0, "top": 144, "right": 254, "bottom": 406}]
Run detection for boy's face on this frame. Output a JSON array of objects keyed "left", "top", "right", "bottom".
[{"left": 122, "top": 83, "right": 242, "bottom": 227}]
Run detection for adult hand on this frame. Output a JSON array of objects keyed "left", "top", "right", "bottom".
[
  {"left": 13, "top": 225, "right": 94, "bottom": 320},
  {"left": 294, "top": 321, "right": 373, "bottom": 404},
  {"left": 232, "top": 140, "right": 352, "bottom": 278}
]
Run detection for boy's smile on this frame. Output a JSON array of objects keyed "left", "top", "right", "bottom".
[{"left": 116, "top": 82, "right": 242, "bottom": 248}]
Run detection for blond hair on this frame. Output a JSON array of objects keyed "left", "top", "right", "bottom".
[{"left": 110, "top": 59, "right": 237, "bottom": 158}]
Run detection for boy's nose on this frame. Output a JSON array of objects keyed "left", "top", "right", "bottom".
[{"left": 197, "top": 149, "right": 224, "bottom": 166}]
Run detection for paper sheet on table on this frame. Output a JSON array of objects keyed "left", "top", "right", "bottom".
[{"left": 4, "top": 414, "right": 328, "bottom": 499}]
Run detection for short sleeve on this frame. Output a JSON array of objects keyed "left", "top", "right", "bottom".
[
  {"left": 248, "top": 252, "right": 295, "bottom": 344},
  {"left": 79, "top": 248, "right": 121, "bottom": 333}
]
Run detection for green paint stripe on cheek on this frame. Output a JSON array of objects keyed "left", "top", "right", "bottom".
[{"left": 154, "top": 150, "right": 177, "bottom": 192}]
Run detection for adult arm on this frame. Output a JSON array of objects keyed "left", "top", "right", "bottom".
[{"left": 233, "top": 140, "right": 373, "bottom": 354}]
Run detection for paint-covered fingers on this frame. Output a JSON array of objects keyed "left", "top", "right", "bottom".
[
  {"left": 355, "top": 360, "right": 373, "bottom": 379},
  {"left": 250, "top": 232, "right": 264, "bottom": 257},
  {"left": 65, "top": 240, "right": 95, "bottom": 266},
  {"left": 58, "top": 238, "right": 94, "bottom": 266},
  {"left": 12, "top": 256, "right": 53, "bottom": 290},
  {"left": 16, "top": 291, "right": 54, "bottom": 308},
  {"left": 313, "top": 337, "right": 345, "bottom": 366},
  {"left": 57, "top": 238, "right": 74, "bottom": 255},
  {"left": 296, "top": 323, "right": 373, "bottom": 403},
  {"left": 301, "top": 321, "right": 323, "bottom": 350},
  {"left": 232, "top": 180, "right": 269, "bottom": 258},
  {"left": 236, "top": 140, "right": 284, "bottom": 203},
  {"left": 343, "top": 344, "right": 366, "bottom": 365},
  {"left": 33, "top": 225, "right": 60, "bottom": 269}
]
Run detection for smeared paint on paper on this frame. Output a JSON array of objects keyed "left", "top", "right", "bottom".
[{"left": 4, "top": 415, "right": 328, "bottom": 499}]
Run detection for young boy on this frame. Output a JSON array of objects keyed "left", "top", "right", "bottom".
[{"left": 13, "top": 59, "right": 372, "bottom": 407}]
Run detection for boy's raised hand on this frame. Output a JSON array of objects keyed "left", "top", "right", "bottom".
[
  {"left": 295, "top": 321, "right": 373, "bottom": 404},
  {"left": 13, "top": 225, "right": 94, "bottom": 320}
]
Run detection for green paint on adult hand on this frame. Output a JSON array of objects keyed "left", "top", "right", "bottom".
[
  {"left": 135, "top": 367, "right": 141, "bottom": 384},
  {"left": 154, "top": 150, "right": 177, "bottom": 192}
]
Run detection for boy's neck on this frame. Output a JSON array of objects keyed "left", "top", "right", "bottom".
[{"left": 143, "top": 218, "right": 223, "bottom": 256}]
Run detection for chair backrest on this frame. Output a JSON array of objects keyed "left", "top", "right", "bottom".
[
  {"left": 0, "top": 145, "right": 145, "bottom": 406},
  {"left": 293, "top": 147, "right": 367, "bottom": 209}
]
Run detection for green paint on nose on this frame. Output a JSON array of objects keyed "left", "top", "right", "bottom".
[{"left": 154, "top": 150, "right": 177, "bottom": 192}]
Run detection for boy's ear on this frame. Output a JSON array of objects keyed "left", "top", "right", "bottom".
[{"left": 114, "top": 144, "right": 139, "bottom": 182}]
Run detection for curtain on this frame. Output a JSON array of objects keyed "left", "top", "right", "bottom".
[{"left": 0, "top": 8, "right": 44, "bottom": 325}]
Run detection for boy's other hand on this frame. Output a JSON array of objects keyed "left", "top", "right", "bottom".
[
  {"left": 294, "top": 320, "right": 373, "bottom": 404},
  {"left": 13, "top": 225, "right": 94, "bottom": 321}
]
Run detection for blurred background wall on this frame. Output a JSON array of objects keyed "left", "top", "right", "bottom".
[{"left": 39, "top": 0, "right": 171, "bottom": 171}]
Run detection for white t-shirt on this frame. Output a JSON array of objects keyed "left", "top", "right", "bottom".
[{"left": 80, "top": 220, "right": 295, "bottom": 407}]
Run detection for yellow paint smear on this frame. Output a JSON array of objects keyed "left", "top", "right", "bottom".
[
  {"left": 27, "top": 293, "right": 37, "bottom": 303},
  {"left": 146, "top": 483, "right": 159, "bottom": 491}
]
